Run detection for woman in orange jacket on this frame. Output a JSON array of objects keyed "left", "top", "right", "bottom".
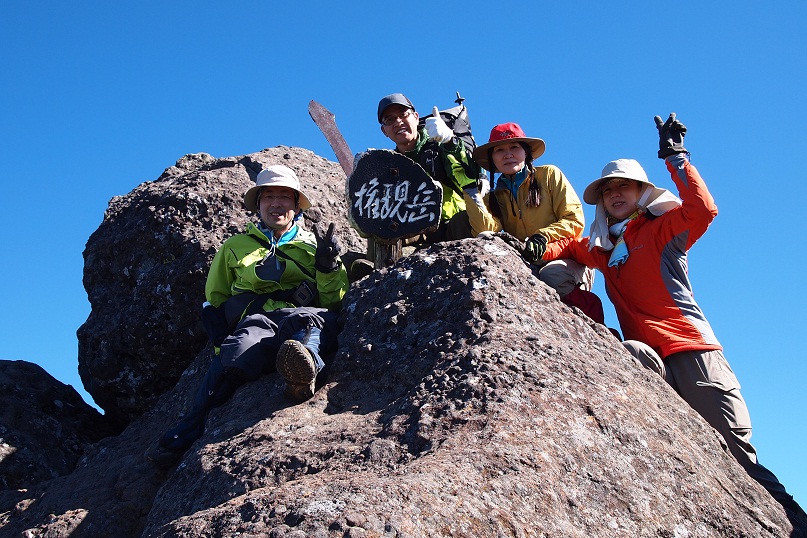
[{"left": 544, "top": 114, "right": 805, "bottom": 520}]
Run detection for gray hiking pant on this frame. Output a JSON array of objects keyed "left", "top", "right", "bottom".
[
  {"left": 539, "top": 259, "right": 594, "bottom": 297},
  {"left": 219, "top": 308, "right": 337, "bottom": 380},
  {"left": 622, "top": 340, "right": 792, "bottom": 503}
]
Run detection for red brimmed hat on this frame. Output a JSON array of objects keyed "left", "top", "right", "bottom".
[{"left": 473, "top": 123, "right": 546, "bottom": 171}]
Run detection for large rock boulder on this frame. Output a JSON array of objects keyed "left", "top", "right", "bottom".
[
  {"left": 0, "top": 360, "right": 114, "bottom": 490},
  {"left": 77, "top": 147, "right": 364, "bottom": 428},
  {"left": 2, "top": 234, "right": 801, "bottom": 537}
]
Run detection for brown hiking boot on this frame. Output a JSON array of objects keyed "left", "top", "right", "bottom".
[{"left": 276, "top": 339, "right": 318, "bottom": 402}]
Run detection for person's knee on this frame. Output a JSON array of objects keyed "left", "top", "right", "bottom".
[
  {"left": 277, "top": 310, "right": 324, "bottom": 340},
  {"left": 622, "top": 340, "right": 666, "bottom": 378},
  {"left": 538, "top": 264, "right": 576, "bottom": 297},
  {"left": 622, "top": 340, "right": 651, "bottom": 358}
]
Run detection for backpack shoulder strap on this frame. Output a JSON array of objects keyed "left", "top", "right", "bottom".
[{"left": 251, "top": 234, "right": 316, "bottom": 280}]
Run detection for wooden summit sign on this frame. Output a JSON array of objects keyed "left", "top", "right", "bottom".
[{"left": 347, "top": 149, "right": 443, "bottom": 244}]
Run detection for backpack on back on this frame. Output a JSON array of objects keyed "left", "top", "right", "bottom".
[
  {"left": 418, "top": 92, "right": 478, "bottom": 154},
  {"left": 417, "top": 92, "right": 486, "bottom": 189}
]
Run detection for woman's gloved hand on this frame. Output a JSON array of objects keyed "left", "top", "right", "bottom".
[
  {"left": 654, "top": 113, "right": 688, "bottom": 159},
  {"left": 524, "top": 233, "right": 547, "bottom": 264}
]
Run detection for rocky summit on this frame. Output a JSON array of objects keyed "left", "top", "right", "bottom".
[{"left": 0, "top": 147, "right": 803, "bottom": 537}]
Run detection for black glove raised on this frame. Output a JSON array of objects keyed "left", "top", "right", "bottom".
[
  {"left": 654, "top": 113, "right": 687, "bottom": 159},
  {"left": 314, "top": 222, "right": 342, "bottom": 273},
  {"left": 523, "top": 234, "right": 548, "bottom": 264}
]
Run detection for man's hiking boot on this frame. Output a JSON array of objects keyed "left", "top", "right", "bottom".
[
  {"left": 276, "top": 339, "right": 318, "bottom": 402},
  {"left": 779, "top": 495, "right": 807, "bottom": 528}
]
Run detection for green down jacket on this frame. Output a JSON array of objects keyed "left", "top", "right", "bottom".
[{"left": 205, "top": 222, "right": 348, "bottom": 318}]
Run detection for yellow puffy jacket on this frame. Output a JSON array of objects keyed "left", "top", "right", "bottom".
[{"left": 466, "top": 164, "right": 584, "bottom": 242}]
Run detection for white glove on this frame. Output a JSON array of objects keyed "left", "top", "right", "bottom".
[
  {"left": 477, "top": 176, "right": 490, "bottom": 198},
  {"left": 463, "top": 175, "right": 490, "bottom": 212},
  {"left": 463, "top": 176, "right": 490, "bottom": 197},
  {"left": 425, "top": 106, "right": 454, "bottom": 144}
]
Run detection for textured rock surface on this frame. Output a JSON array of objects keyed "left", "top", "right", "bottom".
[
  {"left": 2, "top": 236, "right": 801, "bottom": 536},
  {"left": 77, "top": 146, "right": 364, "bottom": 427},
  {"left": 1, "top": 147, "right": 802, "bottom": 537}
]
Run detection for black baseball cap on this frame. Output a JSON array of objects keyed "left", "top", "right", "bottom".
[{"left": 377, "top": 93, "right": 415, "bottom": 124}]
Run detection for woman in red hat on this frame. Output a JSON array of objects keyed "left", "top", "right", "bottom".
[{"left": 468, "top": 123, "right": 596, "bottom": 315}]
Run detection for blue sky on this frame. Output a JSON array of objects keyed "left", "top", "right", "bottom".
[{"left": 2, "top": 1, "right": 805, "bottom": 506}]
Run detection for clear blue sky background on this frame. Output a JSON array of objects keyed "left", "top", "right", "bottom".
[{"left": 2, "top": 1, "right": 805, "bottom": 505}]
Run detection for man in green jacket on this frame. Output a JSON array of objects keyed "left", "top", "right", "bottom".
[
  {"left": 148, "top": 164, "right": 348, "bottom": 469},
  {"left": 377, "top": 93, "right": 479, "bottom": 243}
]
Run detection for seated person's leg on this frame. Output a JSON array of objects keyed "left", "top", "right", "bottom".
[
  {"left": 275, "top": 308, "right": 338, "bottom": 401},
  {"left": 622, "top": 340, "right": 673, "bottom": 385},
  {"left": 148, "top": 314, "right": 278, "bottom": 468},
  {"left": 220, "top": 313, "right": 281, "bottom": 379},
  {"left": 538, "top": 259, "right": 588, "bottom": 298}
]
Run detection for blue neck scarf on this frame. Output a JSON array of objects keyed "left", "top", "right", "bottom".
[
  {"left": 257, "top": 223, "right": 299, "bottom": 247},
  {"left": 496, "top": 166, "right": 529, "bottom": 198},
  {"left": 607, "top": 212, "right": 639, "bottom": 268}
]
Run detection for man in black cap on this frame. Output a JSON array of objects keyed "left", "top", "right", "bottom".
[{"left": 377, "top": 93, "right": 479, "bottom": 243}]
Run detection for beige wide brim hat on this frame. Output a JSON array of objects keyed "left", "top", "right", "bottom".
[
  {"left": 244, "top": 165, "right": 311, "bottom": 212},
  {"left": 583, "top": 158, "right": 657, "bottom": 205},
  {"left": 586, "top": 159, "right": 682, "bottom": 251}
]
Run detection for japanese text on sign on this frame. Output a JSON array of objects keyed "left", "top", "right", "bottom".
[{"left": 353, "top": 177, "right": 439, "bottom": 224}]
